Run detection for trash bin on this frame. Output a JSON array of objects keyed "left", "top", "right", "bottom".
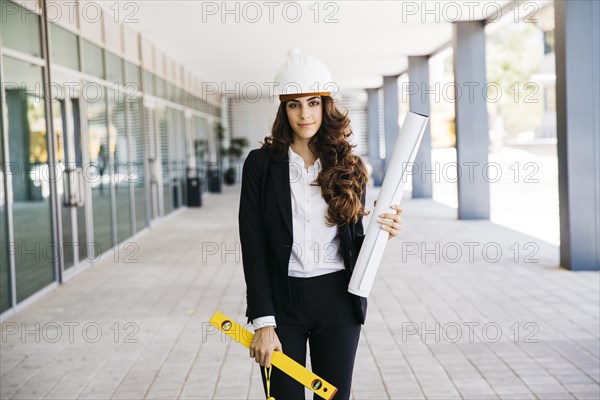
[
  {"left": 207, "top": 166, "right": 221, "bottom": 193},
  {"left": 187, "top": 177, "right": 202, "bottom": 207},
  {"left": 172, "top": 178, "right": 179, "bottom": 208}
]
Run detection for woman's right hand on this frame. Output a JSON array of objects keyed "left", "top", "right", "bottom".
[{"left": 250, "top": 326, "right": 282, "bottom": 368}]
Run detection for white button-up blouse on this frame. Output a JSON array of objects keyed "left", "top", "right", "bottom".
[{"left": 251, "top": 146, "right": 345, "bottom": 330}]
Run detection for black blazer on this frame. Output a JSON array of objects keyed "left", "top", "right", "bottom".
[{"left": 238, "top": 147, "right": 368, "bottom": 326}]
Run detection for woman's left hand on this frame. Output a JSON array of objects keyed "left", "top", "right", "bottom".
[{"left": 377, "top": 204, "right": 403, "bottom": 240}]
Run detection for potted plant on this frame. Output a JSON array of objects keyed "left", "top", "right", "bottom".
[
  {"left": 223, "top": 137, "right": 249, "bottom": 184},
  {"left": 217, "top": 123, "right": 249, "bottom": 185}
]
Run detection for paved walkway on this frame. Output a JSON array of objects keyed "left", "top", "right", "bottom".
[{"left": 1, "top": 184, "right": 598, "bottom": 400}]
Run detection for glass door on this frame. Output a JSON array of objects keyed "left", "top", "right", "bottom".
[
  {"left": 52, "top": 88, "right": 89, "bottom": 271},
  {"left": 2, "top": 56, "right": 54, "bottom": 301},
  {"left": 144, "top": 105, "right": 162, "bottom": 221}
]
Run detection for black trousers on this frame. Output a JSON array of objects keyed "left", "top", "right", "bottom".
[{"left": 259, "top": 270, "right": 362, "bottom": 400}]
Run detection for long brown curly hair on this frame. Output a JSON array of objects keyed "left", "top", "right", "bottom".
[{"left": 261, "top": 95, "right": 369, "bottom": 226}]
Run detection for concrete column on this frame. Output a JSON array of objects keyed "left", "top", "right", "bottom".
[
  {"left": 383, "top": 75, "right": 399, "bottom": 172},
  {"left": 367, "top": 88, "right": 384, "bottom": 186},
  {"left": 408, "top": 56, "right": 433, "bottom": 199},
  {"left": 555, "top": 0, "right": 600, "bottom": 271},
  {"left": 453, "top": 21, "right": 490, "bottom": 219}
]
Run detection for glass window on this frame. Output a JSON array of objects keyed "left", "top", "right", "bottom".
[
  {"left": 158, "top": 108, "right": 171, "bottom": 214},
  {"left": 82, "top": 39, "right": 105, "bottom": 79},
  {"left": 3, "top": 56, "right": 55, "bottom": 303},
  {"left": 126, "top": 61, "right": 141, "bottom": 95},
  {"left": 85, "top": 83, "right": 113, "bottom": 253},
  {"left": 49, "top": 23, "right": 80, "bottom": 71},
  {"left": 51, "top": 99, "right": 74, "bottom": 269},
  {"left": 155, "top": 75, "right": 165, "bottom": 99},
  {"left": 71, "top": 99, "right": 89, "bottom": 264},
  {"left": 0, "top": 0, "right": 42, "bottom": 57},
  {"left": 107, "top": 51, "right": 124, "bottom": 87},
  {"left": 127, "top": 98, "right": 146, "bottom": 232},
  {"left": 143, "top": 69, "right": 154, "bottom": 95},
  {"left": 175, "top": 85, "right": 181, "bottom": 104},
  {"left": 194, "top": 117, "right": 210, "bottom": 194},
  {"left": 166, "top": 82, "right": 173, "bottom": 102},
  {"left": 0, "top": 97, "right": 10, "bottom": 312},
  {"left": 172, "top": 84, "right": 179, "bottom": 103},
  {"left": 108, "top": 94, "right": 131, "bottom": 242},
  {"left": 169, "top": 109, "right": 184, "bottom": 209},
  {"left": 174, "top": 86, "right": 182, "bottom": 104},
  {"left": 180, "top": 89, "right": 188, "bottom": 107}
]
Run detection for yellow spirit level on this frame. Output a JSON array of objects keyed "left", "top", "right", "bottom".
[{"left": 209, "top": 311, "right": 338, "bottom": 400}]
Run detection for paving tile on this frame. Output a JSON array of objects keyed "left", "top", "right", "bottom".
[{"left": 0, "top": 186, "right": 597, "bottom": 400}]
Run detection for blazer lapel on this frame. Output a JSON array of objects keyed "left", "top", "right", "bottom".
[
  {"left": 269, "top": 150, "right": 351, "bottom": 249},
  {"left": 270, "top": 156, "right": 293, "bottom": 237}
]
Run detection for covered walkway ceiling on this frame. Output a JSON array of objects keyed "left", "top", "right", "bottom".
[{"left": 123, "top": 0, "right": 519, "bottom": 92}]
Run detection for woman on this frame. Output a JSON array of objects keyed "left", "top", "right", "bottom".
[{"left": 238, "top": 50, "right": 402, "bottom": 399}]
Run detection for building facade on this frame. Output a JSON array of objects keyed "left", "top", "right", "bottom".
[{"left": 0, "top": 0, "right": 222, "bottom": 317}]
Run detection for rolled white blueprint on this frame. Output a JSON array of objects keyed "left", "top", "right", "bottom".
[{"left": 348, "top": 112, "right": 429, "bottom": 297}]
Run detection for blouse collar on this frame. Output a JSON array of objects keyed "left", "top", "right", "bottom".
[{"left": 288, "top": 146, "right": 321, "bottom": 170}]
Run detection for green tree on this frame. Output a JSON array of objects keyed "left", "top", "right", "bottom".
[{"left": 486, "top": 22, "right": 546, "bottom": 139}]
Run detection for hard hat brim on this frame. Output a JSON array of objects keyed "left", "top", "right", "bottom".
[{"left": 279, "top": 92, "right": 331, "bottom": 102}]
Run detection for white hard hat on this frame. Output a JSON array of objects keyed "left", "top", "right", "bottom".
[{"left": 273, "top": 48, "right": 333, "bottom": 101}]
